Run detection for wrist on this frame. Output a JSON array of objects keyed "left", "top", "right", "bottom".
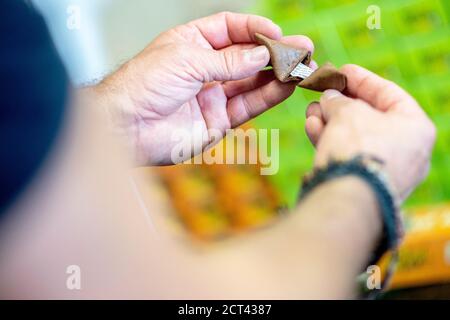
[
  {"left": 293, "top": 175, "right": 383, "bottom": 291},
  {"left": 77, "top": 81, "right": 143, "bottom": 165},
  {"left": 300, "top": 155, "right": 403, "bottom": 264},
  {"left": 302, "top": 176, "right": 382, "bottom": 244}
]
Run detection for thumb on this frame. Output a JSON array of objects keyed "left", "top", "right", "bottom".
[
  {"left": 320, "top": 89, "right": 355, "bottom": 122},
  {"left": 197, "top": 46, "right": 270, "bottom": 82}
]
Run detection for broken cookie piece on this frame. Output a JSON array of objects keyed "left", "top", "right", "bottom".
[
  {"left": 299, "top": 62, "right": 347, "bottom": 92},
  {"left": 255, "top": 33, "right": 311, "bottom": 83},
  {"left": 254, "top": 33, "right": 347, "bottom": 92}
]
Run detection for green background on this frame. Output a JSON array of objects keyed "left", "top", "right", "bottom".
[{"left": 249, "top": 0, "right": 450, "bottom": 208}]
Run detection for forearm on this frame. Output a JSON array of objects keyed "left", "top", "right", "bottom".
[
  {"left": 290, "top": 176, "right": 382, "bottom": 297},
  {"left": 187, "top": 176, "right": 383, "bottom": 299},
  {"left": 77, "top": 84, "right": 144, "bottom": 164},
  {"left": 0, "top": 92, "right": 382, "bottom": 298}
]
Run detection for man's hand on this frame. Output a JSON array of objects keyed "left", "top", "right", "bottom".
[
  {"left": 91, "top": 12, "right": 314, "bottom": 165},
  {"left": 305, "top": 64, "right": 436, "bottom": 201}
]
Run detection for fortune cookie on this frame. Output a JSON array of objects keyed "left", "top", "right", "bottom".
[{"left": 255, "top": 33, "right": 347, "bottom": 92}]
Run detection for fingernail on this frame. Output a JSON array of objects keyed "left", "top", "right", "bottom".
[
  {"left": 322, "top": 89, "right": 342, "bottom": 100},
  {"left": 244, "top": 46, "right": 269, "bottom": 62}
]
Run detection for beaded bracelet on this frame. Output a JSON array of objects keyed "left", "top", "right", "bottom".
[{"left": 298, "top": 154, "right": 403, "bottom": 296}]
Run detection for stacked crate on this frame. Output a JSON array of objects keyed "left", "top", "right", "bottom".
[
  {"left": 253, "top": 0, "right": 450, "bottom": 207},
  {"left": 155, "top": 138, "right": 281, "bottom": 240},
  {"left": 143, "top": 0, "right": 450, "bottom": 291}
]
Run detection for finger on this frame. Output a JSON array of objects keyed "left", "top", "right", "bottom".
[
  {"left": 220, "top": 43, "right": 258, "bottom": 52},
  {"left": 221, "top": 34, "right": 315, "bottom": 60},
  {"left": 222, "top": 69, "right": 276, "bottom": 98},
  {"left": 278, "top": 35, "right": 315, "bottom": 56},
  {"left": 227, "top": 80, "right": 296, "bottom": 128},
  {"left": 197, "top": 83, "right": 230, "bottom": 135},
  {"left": 340, "top": 64, "right": 422, "bottom": 116},
  {"left": 305, "top": 115, "right": 324, "bottom": 147},
  {"left": 197, "top": 46, "right": 270, "bottom": 82},
  {"left": 319, "top": 89, "right": 356, "bottom": 122},
  {"left": 189, "top": 12, "right": 282, "bottom": 50},
  {"left": 221, "top": 35, "right": 315, "bottom": 97},
  {"left": 305, "top": 101, "right": 324, "bottom": 122}
]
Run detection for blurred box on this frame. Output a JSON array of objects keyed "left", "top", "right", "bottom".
[
  {"left": 391, "top": 0, "right": 447, "bottom": 36},
  {"left": 336, "top": 14, "right": 388, "bottom": 51},
  {"left": 312, "top": 0, "right": 358, "bottom": 11},
  {"left": 260, "top": 0, "right": 314, "bottom": 21},
  {"left": 397, "top": 32, "right": 450, "bottom": 78},
  {"left": 352, "top": 46, "right": 404, "bottom": 82},
  {"left": 382, "top": 204, "right": 450, "bottom": 290}
]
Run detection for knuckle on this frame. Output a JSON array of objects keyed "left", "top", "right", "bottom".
[
  {"left": 340, "top": 64, "right": 359, "bottom": 75},
  {"left": 340, "top": 63, "right": 356, "bottom": 71},
  {"left": 425, "top": 119, "right": 437, "bottom": 143},
  {"left": 333, "top": 105, "right": 352, "bottom": 118},
  {"left": 171, "top": 44, "right": 194, "bottom": 67},
  {"left": 162, "top": 43, "right": 189, "bottom": 59},
  {"left": 221, "top": 50, "right": 236, "bottom": 80},
  {"left": 305, "top": 102, "right": 319, "bottom": 117},
  {"left": 216, "top": 11, "right": 231, "bottom": 19},
  {"left": 415, "top": 115, "right": 437, "bottom": 141},
  {"left": 163, "top": 43, "right": 205, "bottom": 81},
  {"left": 240, "top": 94, "right": 253, "bottom": 120}
]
